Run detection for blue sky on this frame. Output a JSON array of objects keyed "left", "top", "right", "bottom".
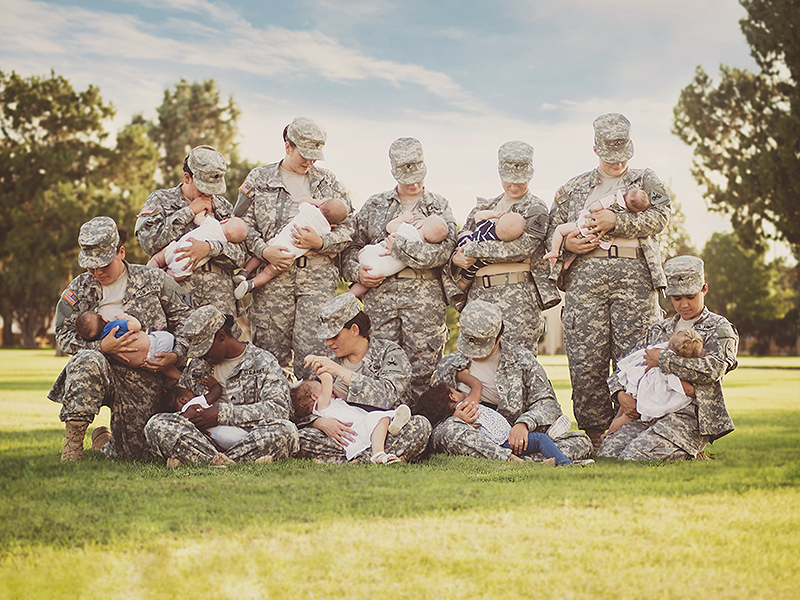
[{"left": 1, "top": 0, "right": 776, "bottom": 254}]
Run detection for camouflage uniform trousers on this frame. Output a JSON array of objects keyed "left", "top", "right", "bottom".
[
  {"left": 249, "top": 260, "right": 337, "bottom": 380},
  {"left": 597, "top": 404, "right": 709, "bottom": 461},
  {"left": 466, "top": 282, "right": 544, "bottom": 355},
  {"left": 363, "top": 278, "right": 447, "bottom": 406},
  {"left": 145, "top": 413, "right": 299, "bottom": 463},
  {"left": 47, "top": 349, "right": 165, "bottom": 459},
  {"left": 432, "top": 418, "right": 592, "bottom": 462},
  {"left": 561, "top": 256, "right": 660, "bottom": 431},
  {"left": 178, "top": 270, "right": 239, "bottom": 319},
  {"left": 296, "top": 414, "right": 432, "bottom": 463}
]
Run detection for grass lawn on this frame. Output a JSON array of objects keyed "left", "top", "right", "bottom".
[{"left": 2, "top": 349, "right": 799, "bottom": 599}]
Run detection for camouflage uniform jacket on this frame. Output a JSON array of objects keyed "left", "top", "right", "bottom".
[
  {"left": 341, "top": 188, "right": 457, "bottom": 282},
  {"left": 178, "top": 342, "right": 292, "bottom": 427},
  {"left": 54, "top": 262, "right": 191, "bottom": 358},
  {"left": 442, "top": 191, "right": 559, "bottom": 310},
  {"left": 548, "top": 167, "right": 670, "bottom": 291},
  {"left": 608, "top": 307, "right": 738, "bottom": 441},
  {"left": 236, "top": 162, "right": 354, "bottom": 260},
  {"left": 135, "top": 184, "right": 245, "bottom": 273},
  {"left": 432, "top": 341, "right": 563, "bottom": 431}
]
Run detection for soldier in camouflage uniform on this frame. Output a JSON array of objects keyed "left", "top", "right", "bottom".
[
  {"left": 598, "top": 256, "right": 738, "bottom": 460},
  {"left": 341, "top": 138, "right": 457, "bottom": 405},
  {"left": 234, "top": 117, "right": 354, "bottom": 380},
  {"left": 431, "top": 301, "right": 592, "bottom": 461},
  {"left": 445, "top": 141, "right": 560, "bottom": 353},
  {"left": 145, "top": 305, "right": 299, "bottom": 465},
  {"left": 549, "top": 113, "right": 670, "bottom": 449},
  {"left": 49, "top": 217, "right": 191, "bottom": 461},
  {"left": 297, "top": 294, "right": 431, "bottom": 463},
  {"left": 135, "top": 145, "right": 245, "bottom": 317}
]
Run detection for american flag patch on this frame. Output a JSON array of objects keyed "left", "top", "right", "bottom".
[
  {"left": 62, "top": 289, "right": 79, "bottom": 306},
  {"left": 555, "top": 186, "right": 566, "bottom": 200},
  {"left": 139, "top": 205, "right": 157, "bottom": 215},
  {"left": 239, "top": 182, "right": 253, "bottom": 195}
]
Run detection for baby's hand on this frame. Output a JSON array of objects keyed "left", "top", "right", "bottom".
[{"left": 200, "top": 375, "right": 219, "bottom": 389}]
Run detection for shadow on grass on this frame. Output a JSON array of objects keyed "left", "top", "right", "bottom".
[{"left": 2, "top": 410, "right": 799, "bottom": 554}]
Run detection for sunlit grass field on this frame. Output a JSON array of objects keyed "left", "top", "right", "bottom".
[{"left": 2, "top": 349, "right": 799, "bottom": 599}]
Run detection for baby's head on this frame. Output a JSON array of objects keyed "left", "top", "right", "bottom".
[
  {"left": 290, "top": 379, "right": 321, "bottom": 418},
  {"left": 494, "top": 212, "right": 526, "bottom": 242},
  {"left": 668, "top": 329, "right": 704, "bottom": 358},
  {"left": 624, "top": 188, "right": 650, "bottom": 213},
  {"left": 319, "top": 198, "right": 349, "bottom": 226},
  {"left": 419, "top": 214, "right": 449, "bottom": 244},
  {"left": 220, "top": 217, "right": 248, "bottom": 243},
  {"left": 75, "top": 311, "right": 107, "bottom": 341},
  {"left": 167, "top": 386, "right": 196, "bottom": 413},
  {"left": 415, "top": 382, "right": 463, "bottom": 426}
]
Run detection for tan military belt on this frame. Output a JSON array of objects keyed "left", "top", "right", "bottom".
[
  {"left": 295, "top": 254, "right": 331, "bottom": 268},
  {"left": 585, "top": 245, "right": 643, "bottom": 259},
  {"left": 475, "top": 270, "right": 533, "bottom": 288},
  {"left": 198, "top": 261, "right": 227, "bottom": 275},
  {"left": 392, "top": 267, "right": 439, "bottom": 280},
  {"left": 474, "top": 262, "right": 530, "bottom": 277}
]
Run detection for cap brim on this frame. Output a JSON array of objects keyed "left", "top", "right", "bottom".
[
  {"left": 194, "top": 179, "right": 227, "bottom": 196},
  {"left": 392, "top": 164, "right": 427, "bottom": 185},
  {"left": 457, "top": 335, "right": 496, "bottom": 359},
  {"left": 298, "top": 147, "right": 325, "bottom": 161},
  {"left": 499, "top": 167, "right": 533, "bottom": 184},
  {"left": 596, "top": 140, "right": 634, "bottom": 164},
  {"left": 316, "top": 323, "right": 342, "bottom": 340},
  {"left": 78, "top": 249, "right": 116, "bottom": 269}
]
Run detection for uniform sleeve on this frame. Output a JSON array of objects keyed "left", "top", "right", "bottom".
[
  {"left": 611, "top": 169, "right": 671, "bottom": 239},
  {"left": 53, "top": 284, "right": 101, "bottom": 355},
  {"left": 462, "top": 204, "right": 548, "bottom": 263},
  {"left": 135, "top": 191, "right": 196, "bottom": 256},
  {"left": 218, "top": 354, "right": 292, "bottom": 426},
  {"left": 159, "top": 274, "right": 192, "bottom": 359},
  {"left": 390, "top": 203, "right": 457, "bottom": 269},
  {"left": 341, "top": 206, "right": 372, "bottom": 283},
  {"left": 659, "top": 321, "right": 739, "bottom": 384},
  {"left": 346, "top": 345, "right": 412, "bottom": 409},
  {"left": 514, "top": 361, "right": 563, "bottom": 431},
  {"left": 318, "top": 179, "right": 355, "bottom": 255},
  {"left": 430, "top": 353, "right": 470, "bottom": 390}
]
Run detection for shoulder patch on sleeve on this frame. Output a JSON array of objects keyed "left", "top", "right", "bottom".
[
  {"left": 138, "top": 205, "right": 157, "bottom": 216},
  {"left": 555, "top": 186, "right": 566, "bottom": 201},
  {"left": 62, "top": 289, "right": 79, "bottom": 306},
  {"left": 239, "top": 182, "right": 254, "bottom": 195}
]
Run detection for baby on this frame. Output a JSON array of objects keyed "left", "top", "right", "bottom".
[
  {"left": 291, "top": 371, "right": 411, "bottom": 464},
  {"left": 147, "top": 214, "right": 248, "bottom": 281},
  {"left": 416, "top": 370, "right": 582, "bottom": 466},
  {"left": 347, "top": 211, "right": 450, "bottom": 297},
  {"left": 166, "top": 376, "right": 249, "bottom": 451},
  {"left": 456, "top": 210, "right": 527, "bottom": 292},
  {"left": 605, "top": 328, "right": 705, "bottom": 439},
  {"left": 234, "top": 197, "right": 349, "bottom": 300},
  {"left": 75, "top": 311, "right": 182, "bottom": 379},
  {"left": 544, "top": 187, "right": 650, "bottom": 269}
]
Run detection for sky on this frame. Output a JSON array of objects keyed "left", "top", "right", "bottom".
[{"left": 1, "top": 0, "right": 783, "bottom": 257}]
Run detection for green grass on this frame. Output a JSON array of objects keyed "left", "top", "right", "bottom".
[{"left": 2, "top": 349, "right": 800, "bottom": 599}]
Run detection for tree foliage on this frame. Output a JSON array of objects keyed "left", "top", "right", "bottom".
[
  {"left": 672, "top": 0, "right": 800, "bottom": 258},
  {"left": 701, "top": 231, "right": 796, "bottom": 354}
]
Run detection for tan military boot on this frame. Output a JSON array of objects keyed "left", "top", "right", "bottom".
[
  {"left": 584, "top": 428, "right": 605, "bottom": 453},
  {"left": 60, "top": 421, "right": 90, "bottom": 462},
  {"left": 91, "top": 426, "right": 111, "bottom": 451}
]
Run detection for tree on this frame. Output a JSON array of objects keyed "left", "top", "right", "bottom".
[
  {"left": 0, "top": 70, "right": 158, "bottom": 348},
  {"left": 147, "top": 79, "right": 253, "bottom": 204},
  {"left": 701, "top": 231, "right": 795, "bottom": 354},
  {"left": 672, "top": 0, "right": 800, "bottom": 259}
]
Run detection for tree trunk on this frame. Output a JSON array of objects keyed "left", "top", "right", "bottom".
[{"left": 0, "top": 309, "right": 14, "bottom": 347}]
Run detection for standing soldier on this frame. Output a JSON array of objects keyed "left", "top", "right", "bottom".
[
  {"left": 135, "top": 145, "right": 245, "bottom": 318},
  {"left": 447, "top": 140, "right": 560, "bottom": 353},
  {"left": 49, "top": 217, "right": 191, "bottom": 460},
  {"left": 234, "top": 117, "right": 354, "bottom": 380},
  {"left": 342, "top": 138, "right": 457, "bottom": 405},
  {"left": 549, "top": 113, "right": 670, "bottom": 450}
]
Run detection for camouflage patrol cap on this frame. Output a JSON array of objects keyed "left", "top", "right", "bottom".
[
  {"left": 593, "top": 113, "right": 634, "bottom": 163},
  {"left": 389, "top": 137, "right": 427, "bottom": 185},
  {"left": 78, "top": 216, "right": 120, "bottom": 268},
  {"left": 183, "top": 305, "right": 227, "bottom": 358},
  {"left": 457, "top": 300, "right": 503, "bottom": 358},
  {"left": 317, "top": 293, "right": 361, "bottom": 339},
  {"left": 498, "top": 140, "right": 534, "bottom": 184},
  {"left": 664, "top": 256, "right": 705, "bottom": 296},
  {"left": 187, "top": 145, "right": 227, "bottom": 196},
  {"left": 286, "top": 117, "right": 327, "bottom": 161}
]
